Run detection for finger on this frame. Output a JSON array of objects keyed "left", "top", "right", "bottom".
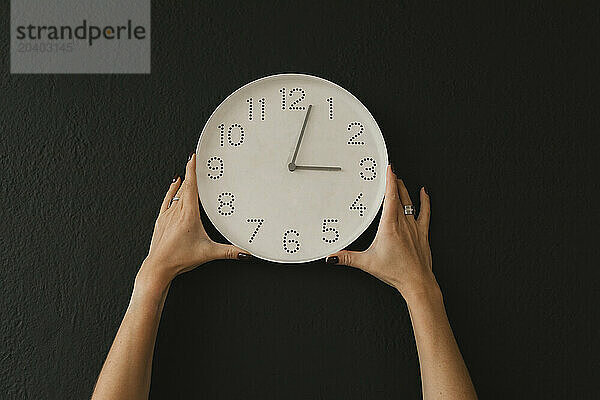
[
  {"left": 160, "top": 175, "right": 181, "bottom": 212},
  {"left": 397, "top": 179, "right": 415, "bottom": 221},
  {"left": 210, "top": 243, "right": 254, "bottom": 261},
  {"left": 417, "top": 187, "right": 431, "bottom": 235},
  {"left": 325, "top": 250, "right": 367, "bottom": 270},
  {"left": 380, "top": 165, "right": 400, "bottom": 224},
  {"left": 181, "top": 153, "right": 199, "bottom": 207}
]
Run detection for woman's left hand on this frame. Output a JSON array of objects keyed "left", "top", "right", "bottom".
[{"left": 138, "top": 153, "right": 249, "bottom": 291}]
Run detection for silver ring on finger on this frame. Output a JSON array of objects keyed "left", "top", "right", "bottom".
[
  {"left": 169, "top": 197, "right": 180, "bottom": 207},
  {"left": 403, "top": 205, "right": 414, "bottom": 215}
]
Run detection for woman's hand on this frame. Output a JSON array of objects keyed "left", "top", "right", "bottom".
[
  {"left": 137, "top": 153, "right": 248, "bottom": 291},
  {"left": 328, "top": 167, "right": 478, "bottom": 399},
  {"left": 327, "top": 165, "right": 438, "bottom": 301}
]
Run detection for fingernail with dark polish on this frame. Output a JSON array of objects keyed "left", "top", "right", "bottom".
[
  {"left": 237, "top": 252, "right": 253, "bottom": 260},
  {"left": 326, "top": 256, "right": 339, "bottom": 264},
  {"left": 188, "top": 152, "right": 195, "bottom": 161},
  {"left": 172, "top": 174, "right": 179, "bottom": 183}
]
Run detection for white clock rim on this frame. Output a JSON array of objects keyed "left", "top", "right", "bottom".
[{"left": 196, "top": 73, "right": 389, "bottom": 264}]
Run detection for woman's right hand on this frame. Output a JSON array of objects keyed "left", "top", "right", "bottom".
[{"left": 326, "top": 166, "right": 439, "bottom": 301}]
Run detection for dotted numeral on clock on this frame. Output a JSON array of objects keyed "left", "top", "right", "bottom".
[
  {"left": 247, "top": 218, "right": 264, "bottom": 243},
  {"left": 280, "top": 88, "right": 306, "bottom": 110},
  {"left": 359, "top": 157, "right": 377, "bottom": 181},
  {"left": 347, "top": 122, "right": 365, "bottom": 145},
  {"left": 247, "top": 98, "right": 265, "bottom": 121},
  {"left": 207, "top": 156, "right": 223, "bottom": 180},
  {"left": 322, "top": 219, "right": 340, "bottom": 243},
  {"left": 289, "top": 88, "right": 306, "bottom": 110},
  {"left": 280, "top": 88, "right": 286, "bottom": 109},
  {"left": 258, "top": 98, "right": 265, "bottom": 120},
  {"left": 217, "top": 192, "right": 235, "bottom": 216},
  {"left": 350, "top": 193, "right": 366, "bottom": 217},
  {"left": 218, "top": 123, "right": 245, "bottom": 147},
  {"left": 283, "top": 229, "right": 300, "bottom": 254},
  {"left": 327, "top": 97, "right": 334, "bottom": 120},
  {"left": 246, "top": 98, "right": 253, "bottom": 120}
]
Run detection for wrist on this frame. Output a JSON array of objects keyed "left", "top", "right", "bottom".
[
  {"left": 398, "top": 276, "right": 443, "bottom": 307},
  {"left": 134, "top": 259, "right": 173, "bottom": 298}
]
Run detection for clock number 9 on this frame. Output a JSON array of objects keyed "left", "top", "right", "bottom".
[
  {"left": 322, "top": 219, "right": 340, "bottom": 243},
  {"left": 217, "top": 192, "right": 235, "bottom": 216},
  {"left": 359, "top": 157, "right": 377, "bottom": 181},
  {"left": 283, "top": 229, "right": 300, "bottom": 253},
  {"left": 207, "top": 156, "right": 224, "bottom": 180},
  {"left": 218, "top": 123, "right": 245, "bottom": 147}
]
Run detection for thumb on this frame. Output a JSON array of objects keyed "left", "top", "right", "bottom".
[
  {"left": 326, "top": 250, "right": 366, "bottom": 270},
  {"left": 210, "top": 243, "right": 254, "bottom": 261}
]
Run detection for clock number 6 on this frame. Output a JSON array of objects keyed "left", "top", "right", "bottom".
[
  {"left": 322, "top": 219, "right": 340, "bottom": 243},
  {"left": 283, "top": 229, "right": 300, "bottom": 254},
  {"left": 218, "top": 123, "right": 245, "bottom": 147}
]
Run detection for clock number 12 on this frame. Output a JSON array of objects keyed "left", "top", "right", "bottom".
[{"left": 280, "top": 88, "right": 306, "bottom": 110}]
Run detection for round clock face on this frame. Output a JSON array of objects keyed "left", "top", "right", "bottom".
[{"left": 196, "top": 74, "right": 387, "bottom": 263}]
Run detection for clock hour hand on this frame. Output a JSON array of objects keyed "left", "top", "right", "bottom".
[
  {"left": 294, "top": 165, "right": 342, "bottom": 171},
  {"left": 288, "top": 104, "right": 312, "bottom": 172}
]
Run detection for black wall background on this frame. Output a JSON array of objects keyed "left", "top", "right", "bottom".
[{"left": 1, "top": 1, "right": 598, "bottom": 399}]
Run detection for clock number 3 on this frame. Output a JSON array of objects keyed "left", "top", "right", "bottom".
[
  {"left": 322, "top": 219, "right": 340, "bottom": 243},
  {"left": 359, "top": 157, "right": 377, "bottom": 181},
  {"left": 217, "top": 192, "right": 235, "bottom": 216},
  {"left": 283, "top": 229, "right": 300, "bottom": 253},
  {"left": 218, "top": 123, "right": 245, "bottom": 147}
]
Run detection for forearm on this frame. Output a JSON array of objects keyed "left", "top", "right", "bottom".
[
  {"left": 404, "top": 284, "right": 477, "bottom": 400},
  {"left": 92, "top": 263, "right": 171, "bottom": 400}
]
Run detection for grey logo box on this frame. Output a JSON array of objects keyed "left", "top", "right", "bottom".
[{"left": 11, "top": 0, "right": 150, "bottom": 74}]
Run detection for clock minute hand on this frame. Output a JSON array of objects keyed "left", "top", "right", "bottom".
[
  {"left": 294, "top": 165, "right": 342, "bottom": 171},
  {"left": 288, "top": 104, "right": 312, "bottom": 172}
]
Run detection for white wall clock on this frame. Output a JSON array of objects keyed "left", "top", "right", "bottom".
[{"left": 196, "top": 74, "right": 388, "bottom": 263}]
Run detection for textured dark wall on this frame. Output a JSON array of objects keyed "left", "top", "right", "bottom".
[{"left": 1, "top": 1, "right": 597, "bottom": 399}]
